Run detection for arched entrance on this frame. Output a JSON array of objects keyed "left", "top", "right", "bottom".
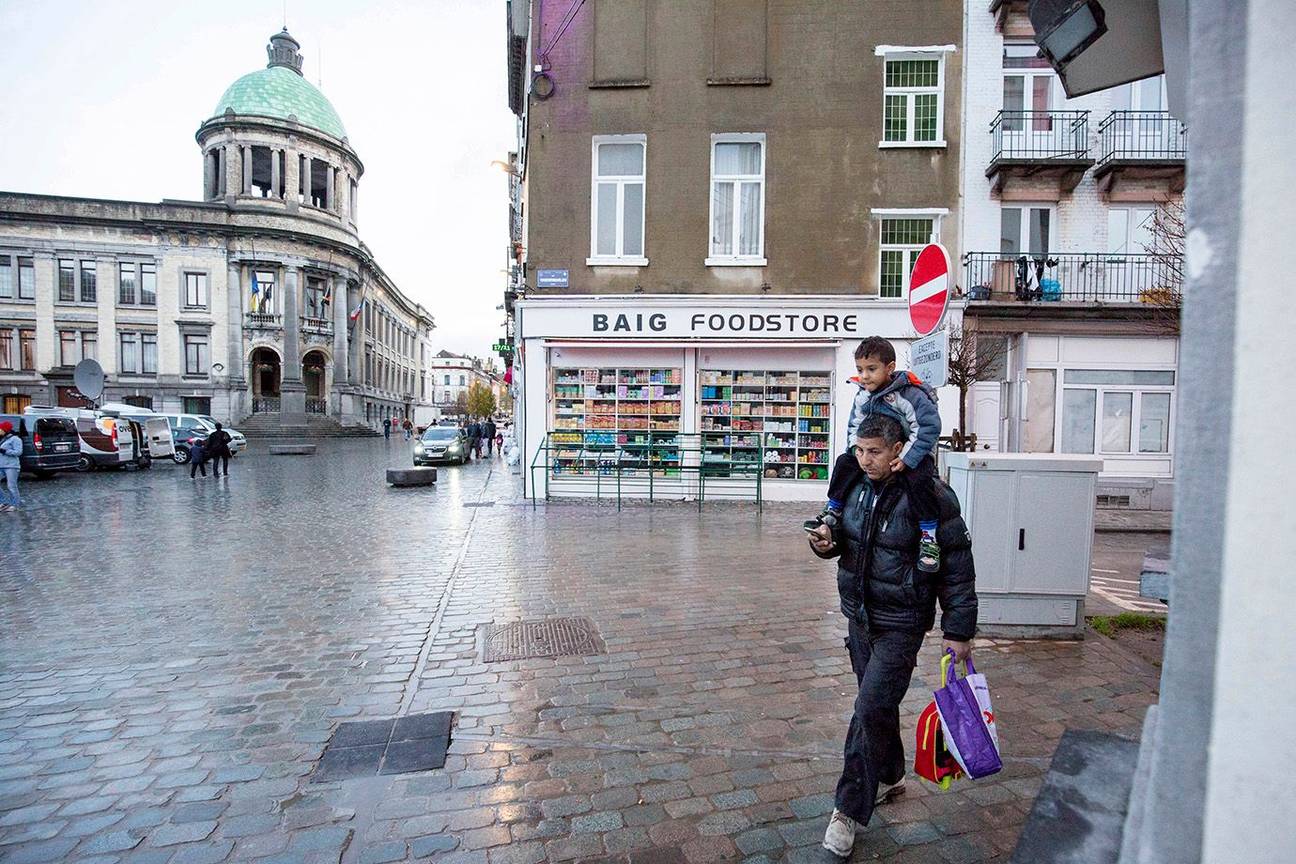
[
  {"left": 250, "top": 347, "right": 281, "bottom": 413},
  {"left": 303, "top": 350, "right": 328, "bottom": 414}
]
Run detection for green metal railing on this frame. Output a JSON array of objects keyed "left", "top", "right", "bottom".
[{"left": 528, "top": 431, "right": 770, "bottom": 511}]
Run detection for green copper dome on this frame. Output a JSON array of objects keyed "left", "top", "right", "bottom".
[{"left": 211, "top": 66, "right": 346, "bottom": 140}]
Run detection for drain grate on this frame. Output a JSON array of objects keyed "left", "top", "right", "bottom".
[
  {"left": 311, "top": 712, "right": 453, "bottom": 782},
  {"left": 481, "top": 617, "right": 605, "bottom": 662}
]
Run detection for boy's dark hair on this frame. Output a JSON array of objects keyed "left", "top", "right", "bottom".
[{"left": 854, "top": 336, "right": 896, "bottom": 365}]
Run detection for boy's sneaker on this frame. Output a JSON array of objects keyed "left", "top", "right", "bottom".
[
  {"left": 803, "top": 507, "right": 841, "bottom": 534},
  {"left": 822, "top": 809, "right": 857, "bottom": 858},
  {"left": 918, "top": 523, "right": 940, "bottom": 573}
]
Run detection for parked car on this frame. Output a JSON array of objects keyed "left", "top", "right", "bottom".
[
  {"left": 0, "top": 413, "right": 81, "bottom": 478},
  {"left": 160, "top": 414, "right": 246, "bottom": 455},
  {"left": 413, "top": 426, "right": 468, "bottom": 466},
  {"left": 25, "top": 407, "right": 138, "bottom": 472},
  {"left": 166, "top": 421, "right": 212, "bottom": 465},
  {"left": 98, "top": 405, "right": 175, "bottom": 464}
]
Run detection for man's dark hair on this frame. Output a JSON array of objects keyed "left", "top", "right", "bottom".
[
  {"left": 854, "top": 336, "right": 896, "bottom": 364},
  {"left": 856, "top": 415, "right": 906, "bottom": 447}
]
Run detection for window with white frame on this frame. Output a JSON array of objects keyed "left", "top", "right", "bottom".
[
  {"left": 1060, "top": 369, "right": 1175, "bottom": 455},
  {"left": 881, "top": 53, "right": 947, "bottom": 145},
  {"left": 1001, "top": 205, "right": 1054, "bottom": 257},
  {"left": 184, "top": 333, "right": 210, "bottom": 377},
  {"left": 877, "top": 216, "right": 938, "bottom": 298},
  {"left": 589, "top": 135, "right": 646, "bottom": 264},
  {"left": 184, "top": 272, "right": 209, "bottom": 310},
  {"left": 708, "top": 134, "right": 766, "bottom": 264}
]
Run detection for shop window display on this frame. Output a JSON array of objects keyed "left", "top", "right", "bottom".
[
  {"left": 551, "top": 367, "right": 683, "bottom": 477},
  {"left": 700, "top": 370, "right": 831, "bottom": 480}
]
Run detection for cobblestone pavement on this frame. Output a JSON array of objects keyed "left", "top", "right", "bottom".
[{"left": 0, "top": 441, "right": 1160, "bottom": 863}]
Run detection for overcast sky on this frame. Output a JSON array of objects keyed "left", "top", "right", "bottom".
[{"left": 0, "top": 0, "right": 515, "bottom": 359}]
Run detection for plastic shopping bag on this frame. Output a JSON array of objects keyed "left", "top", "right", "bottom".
[
  {"left": 933, "top": 650, "right": 1002, "bottom": 780},
  {"left": 914, "top": 696, "right": 964, "bottom": 789}
]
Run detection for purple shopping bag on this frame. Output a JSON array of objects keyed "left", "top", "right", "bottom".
[{"left": 933, "top": 650, "right": 1003, "bottom": 780}]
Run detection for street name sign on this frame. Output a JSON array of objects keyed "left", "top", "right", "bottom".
[
  {"left": 908, "top": 243, "right": 952, "bottom": 337},
  {"left": 537, "top": 268, "right": 569, "bottom": 288},
  {"left": 910, "top": 329, "right": 949, "bottom": 389}
]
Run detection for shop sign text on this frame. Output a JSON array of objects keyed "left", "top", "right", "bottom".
[{"left": 590, "top": 311, "right": 860, "bottom": 336}]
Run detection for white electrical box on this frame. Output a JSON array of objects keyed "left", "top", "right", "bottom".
[{"left": 945, "top": 452, "right": 1103, "bottom": 634}]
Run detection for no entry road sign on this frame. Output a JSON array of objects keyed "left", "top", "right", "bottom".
[{"left": 908, "top": 243, "right": 952, "bottom": 337}]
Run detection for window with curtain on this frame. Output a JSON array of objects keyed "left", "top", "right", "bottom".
[
  {"left": 119, "top": 333, "right": 139, "bottom": 373},
  {"left": 59, "top": 331, "right": 79, "bottom": 366},
  {"left": 142, "top": 333, "right": 157, "bottom": 374},
  {"left": 139, "top": 262, "right": 157, "bottom": 305},
  {"left": 80, "top": 261, "right": 96, "bottom": 303},
  {"left": 0, "top": 329, "right": 12, "bottom": 370},
  {"left": 304, "top": 276, "right": 327, "bottom": 318},
  {"left": 1060, "top": 369, "right": 1175, "bottom": 455},
  {"left": 82, "top": 331, "right": 97, "bottom": 362},
  {"left": 0, "top": 256, "right": 11, "bottom": 300},
  {"left": 709, "top": 135, "right": 765, "bottom": 262},
  {"left": 58, "top": 260, "right": 76, "bottom": 302},
  {"left": 590, "top": 136, "right": 646, "bottom": 262},
  {"left": 878, "top": 217, "right": 936, "bottom": 298},
  {"left": 184, "top": 334, "right": 208, "bottom": 376},
  {"left": 19, "top": 330, "right": 34, "bottom": 370},
  {"left": 17, "top": 257, "right": 35, "bottom": 300},
  {"left": 883, "top": 56, "right": 944, "bottom": 144},
  {"left": 118, "top": 262, "right": 137, "bottom": 305}
]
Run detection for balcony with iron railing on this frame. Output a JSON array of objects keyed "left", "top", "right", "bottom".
[
  {"left": 964, "top": 251, "right": 1181, "bottom": 305},
  {"left": 1095, "top": 111, "right": 1188, "bottom": 192},
  {"left": 987, "top": 110, "right": 1094, "bottom": 194}
]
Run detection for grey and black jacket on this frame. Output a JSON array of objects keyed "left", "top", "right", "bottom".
[
  {"left": 845, "top": 370, "right": 941, "bottom": 470},
  {"left": 812, "top": 473, "right": 978, "bottom": 641}
]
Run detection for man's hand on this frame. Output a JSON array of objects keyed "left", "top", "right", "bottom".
[
  {"left": 807, "top": 524, "right": 835, "bottom": 553},
  {"left": 889, "top": 457, "right": 906, "bottom": 473},
  {"left": 942, "top": 639, "right": 972, "bottom": 663}
]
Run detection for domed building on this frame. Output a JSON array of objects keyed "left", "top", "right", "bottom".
[{"left": 0, "top": 29, "right": 434, "bottom": 432}]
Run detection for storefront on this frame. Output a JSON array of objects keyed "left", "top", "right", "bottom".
[{"left": 514, "top": 295, "right": 962, "bottom": 501}]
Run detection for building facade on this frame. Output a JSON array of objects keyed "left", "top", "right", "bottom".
[
  {"left": 959, "top": 1, "right": 1185, "bottom": 510},
  {"left": 506, "top": 0, "right": 967, "bottom": 500},
  {"left": 0, "top": 30, "right": 433, "bottom": 430},
  {"left": 426, "top": 350, "right": 500, "bottom": 413}
]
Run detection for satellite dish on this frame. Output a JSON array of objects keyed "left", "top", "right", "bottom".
[{"left": 73, "top": 358, "right": 105, "bottom": 402}]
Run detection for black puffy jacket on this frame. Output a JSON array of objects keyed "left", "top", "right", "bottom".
[{"left": 813, "top": 474, "right": 978, "bottom": 641}]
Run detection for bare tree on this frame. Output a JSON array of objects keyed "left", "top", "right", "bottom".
[
  {"left": 946, "top": 325, "right": 1009, "bottom": 451},
  {"left": 1142, "top": 198, "right": 1185, "bottom": 336}
]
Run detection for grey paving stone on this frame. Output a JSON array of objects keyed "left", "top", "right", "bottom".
[
  {"left": 789, "top": 793, "right": 837, "bottom": 820},
  {"left": 172, "top": 800, "right": 230, "bottom": 823},
  {"left": 736, "top": 826, "right": 785, "bottom": 854},
  {"left": 410, "top": 833, "right": 460, "bottom": 856},
  {"left": 289, "top": 826, "right": 354, "bottom": 853},
  {"left": 571, "top": 810, "right": 624, "bottom": 833},
  {"left": 3, "top": 837, "right": 81, "bottom": 863},
  {"left": 168, "top": 839, "right": 236, "bottom": 864},
  {"left": 886, "top": 820, "right": 943, "bottom": 846},
  {"left": 150, "top": 820, "right": 218, "bottom": 847},
  {"left": 358, "top": 840, "right": 408, "bottom": 863}
]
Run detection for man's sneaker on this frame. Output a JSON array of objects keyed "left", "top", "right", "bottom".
[
  {"left": 876, "top": 777, "right": 906, "bottom": 805},
  {"left": 803, "top": 507, "right": 841, "bottom": 534},
  {"left": 918, "top": 538, "right": 941, "bottom": 573},
  {"left": 822, "top": 808, "right": 857, "bottom": 858}
]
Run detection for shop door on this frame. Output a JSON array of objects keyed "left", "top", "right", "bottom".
[{"left": 2, "top": 394, "right": 31, "bottom": 414}]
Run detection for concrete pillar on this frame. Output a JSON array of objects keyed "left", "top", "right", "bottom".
[
  {"left": 284, "top": 149, "right": 300, "bottom": 211},
  {"left": 226, "top": 262, "right": 247, "bottom": 420},
  {"left": 279, "top": 267, "right": 305, "bottom": 426},
  {"left": 334, "top": 168, "right": 346, "bottom": 215},
  {"left": 348, "top": 283, "right": 363, "bottom": 386},
  {"left": 203, "top": 150, "right": 215, "bottom": 200},
  {"left": 241, "top": 146, "right": 252, "bottom": 194},
  {"left": 222, "top": 145, "right": 238, "bottom": 204},
  {"left": 270, "top": 149, "right": 281, "bottom": 199},
  {"left": 350, "top": 177, "right": 358, "bottom": 223},
  {"left": 323, "top": 164, "right": 334, "bottom": 211},
  {"left": 96, "top": 258, "right": 117, "bottom": 375},
  {"left": 303, "top": 155, "right": 313, "bottom": 206},
  {"left": 331, "top": 275, "right": 349, "bottom": 383}
]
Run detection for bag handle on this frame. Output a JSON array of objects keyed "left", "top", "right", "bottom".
[{"left": 942, "top": 648, "right": 975, "bottom": 685}]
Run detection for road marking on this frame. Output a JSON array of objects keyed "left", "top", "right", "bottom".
[{"left": 1091, "top": 568, "right": 1120, "bottom": 574}]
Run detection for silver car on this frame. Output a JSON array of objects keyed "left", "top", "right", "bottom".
[{"left": 163, "top": 413, "right": 247, "bottom": 454}]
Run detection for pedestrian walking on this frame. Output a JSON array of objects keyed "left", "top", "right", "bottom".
[
  {"left": 482, "top": 417, "right": 497, "bottom": 457},
  {"left": 0, "top": 420, "right": 23, "bottom": 513},
  {"left": 806, "top": 415, "right": 978, "bottom": 859},
  {"left": 205, "top": 422, "right": 233, "bottom": 477},
  {"left": 402, "top": 417, "right": 413, "bottom": 441},
  {"left": 466, "top": 418, "right": 482, "bottom": 460},
  {"left": 383, "top": 417, "right": 392, "bottom": 440},
  {"left": 189, "top": 436, "right": 208, "bottom": 478}
]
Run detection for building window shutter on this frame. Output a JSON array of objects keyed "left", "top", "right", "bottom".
[
  {"left": 711, "top": 0, "right": 768, "bottom": 83},
  {"left": 592, "top": 0, "right": 648, "bottom": 85}
]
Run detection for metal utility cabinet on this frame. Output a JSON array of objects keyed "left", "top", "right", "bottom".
[{"left": 945, "top": 453, "right": 1103, "bottom": 636}]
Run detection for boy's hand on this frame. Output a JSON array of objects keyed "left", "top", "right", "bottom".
[{"left": 890, "top": 458, "right": 906, "bottom": 473}]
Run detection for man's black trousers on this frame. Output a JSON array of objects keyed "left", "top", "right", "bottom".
[{"left": 834, "top": 619, "right": 925, "bottom": 825}]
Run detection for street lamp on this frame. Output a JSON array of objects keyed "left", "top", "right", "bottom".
[{"left": 1030, "top": 0, "right": 1108, "bottom": 68}]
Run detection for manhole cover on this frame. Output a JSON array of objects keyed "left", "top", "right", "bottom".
[
  {"left": 481, "top": 617, "right": 605, "bottom": 662},
  {"left": 311, "top": 712, "right": 453, "bottom": 782},
  {"left": 463, "top": 502, "right": 496, "bottom": 508}
]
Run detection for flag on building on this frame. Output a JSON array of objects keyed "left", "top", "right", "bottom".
[
  {"left": 322, "top": 281, "right": 332, "bottom": 307},
  {"left": 250, "top": 271, "right": 259, "bottom": 305},
  {"left": 349, "top": 297, "right": 364, "bottom": 322}
]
